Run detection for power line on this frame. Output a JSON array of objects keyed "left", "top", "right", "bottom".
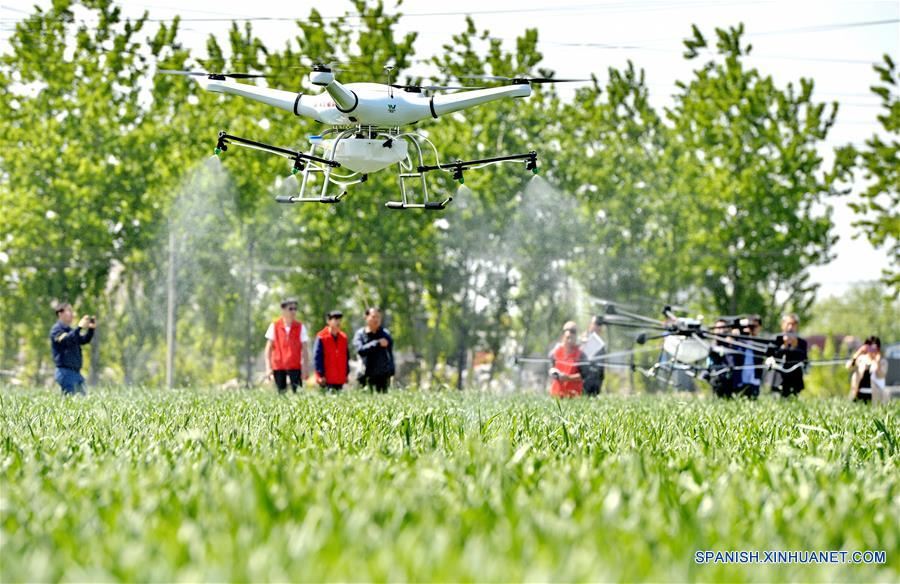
[
  {"left": 538, "top": 39, "right": 884, "bottom": 66},
  {"left": 0, "top": 1, "right": 766, "bottom": 23},
  {"left": 750, "top": 18, "right": 900, "bottom": 36},
  {"left": 4, "top": 8, "right": 892, "bottom": 69}
]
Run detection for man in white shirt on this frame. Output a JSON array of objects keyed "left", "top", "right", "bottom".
[{"left": 264, "top": 298, "right": 310, "bottom": 393}]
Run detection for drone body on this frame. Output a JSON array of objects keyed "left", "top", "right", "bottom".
[{"left": 161, "top": 65, "right": 570, "bottom": 209}]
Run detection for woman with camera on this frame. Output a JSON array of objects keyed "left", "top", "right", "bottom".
[{"left": 846, "top": 336, "right": 888, "bottom": 403}]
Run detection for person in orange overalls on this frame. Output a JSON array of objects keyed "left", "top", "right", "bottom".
[{"left": 547, "top": 321, "right": 588, "bottom": 398}]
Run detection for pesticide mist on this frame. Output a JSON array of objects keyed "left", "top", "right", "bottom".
[{"left": 106, "top": 156, "right": 244, "bottom": 385}]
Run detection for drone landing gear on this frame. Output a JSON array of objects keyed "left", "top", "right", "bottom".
[
  {"left": 214, "top": 130, "right": 366, "bottom": 205},
  {"left": 274, "top": 192, "right": 348, "bottom": 205}
]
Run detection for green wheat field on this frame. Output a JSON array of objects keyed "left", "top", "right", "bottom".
[{"left": 1, "top": 388, "right": 898, "bottom": 582}]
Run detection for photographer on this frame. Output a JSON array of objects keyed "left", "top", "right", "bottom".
[
  {"left": 768, "top": 313, "right": 808, "bottom": 397},
  {"left": 733, "top": 314, "right": 763, "bottom": 399},
  {"left": 705, "top": 318, "right": 737, "bottom": 398},
  {"left": 847, "top": 336, "right": 888, "bottom": 403},
  {"left": 548, "top": 321, "right": 588, "bottom": 398},
  {"left": 723, "top": 314, "right": 766, "bottom": 399},
  {"left": 49, "top": 302, "right": 96, "bottom": 395}
]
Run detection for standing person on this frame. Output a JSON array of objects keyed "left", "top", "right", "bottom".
[
  {"left": 548, "top": 321, "right": 588, "bottom": 398},
  {"left": 353, "top": 307, "right": 395, "bottom": 393},
  {"left": 581, "top": 315, "right": 606, "bottom": 396},
  {"left": 733, "top": 315, "right": 763, "bottom": 399},
  {"left": 768, "top": 313, "right": 809, "bottom": 397},
  {"left": 313, "top": 310, "right": 350, "bottom": 392},
  {"left": 706, "top": 318, "right": 737, "bottom": 398},
  {"left": 264, "top": 298, "right": 309, "bottom": 393},
  {"left": 49, "top": 302, "right": 96, "bottom": 395},
  {"left": 847, "top": 336, "right": 888, "bottom": 403}
]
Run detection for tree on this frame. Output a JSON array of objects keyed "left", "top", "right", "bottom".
[
  {"left": 555, "top": 62, "right": 683, "bottom": 313},
  {"left": 664, "top": 24, "right": 845, "bottom": 324},
  {"left": 0, "top": 0, "right": 173, "bottom": 381},
  {"left": 428, "top": 19, "right": 574, "bottom": 386},
  {"left": 839, "top": 54, "right": 900, "bottom": 293},
  {"left": 806, "top": 282, "right": 900, "bottom": 342}
]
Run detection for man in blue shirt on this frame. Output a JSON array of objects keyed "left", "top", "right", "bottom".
[
  {"left": 49, "top": 302, "right": 96, "bottom": 395},
  {"left": 733, "top": 315, "right": 762, "bottom": 399}
]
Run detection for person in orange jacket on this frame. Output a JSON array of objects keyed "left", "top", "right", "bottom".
[
  {"left": 313, "top": 310, "right": 350, "bottom": 392},
  {"left": 548, "top": 320, "right": 588, "bottom": 398}
]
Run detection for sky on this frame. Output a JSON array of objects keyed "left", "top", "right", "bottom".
[{"left": 1, "top": 0, "right": 897, "bottom": 298}]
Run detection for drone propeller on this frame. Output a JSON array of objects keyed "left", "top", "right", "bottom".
[
  {"left": 390, "top": 83, "right": 484, "bottom": 92},
  {"left": 593, "top": 297, "right": 641, "bottom": 313},
  {"left": 458, "top": 74, "right": 591, "bottom": 84},
  {"left": 282, "top": 57, "right": 380, "bottom": 74},
  {"left": 158, "top": 69, "right": 269, "bottom": 79}
]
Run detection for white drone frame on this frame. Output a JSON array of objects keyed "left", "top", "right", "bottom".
[{"left": 165, "top": 65, "right": 548, "bottom": 210}]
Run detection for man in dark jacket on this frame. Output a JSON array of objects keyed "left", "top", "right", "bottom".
[
  {"left": 581, "top": 315, "right": 606, "bottom": 396},
  {"left": 352, "top": 307, "right": 395, "bottom": 393},
  {"left": 705, "top": 318, "right": 737, "bottom": 398},
  {"left": 49, "top": 301, "right": 96, "bottom": 395},
  {"left": 768, "top": 313, "right": 808, "bottom": 397}
]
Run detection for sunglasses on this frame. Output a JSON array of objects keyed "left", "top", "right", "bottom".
[
  {"left": 563, "top": 328, "right": 577, "bottom": 334},
  {"left": 285, "top": 306, "right": 298, "bottom": 311}
]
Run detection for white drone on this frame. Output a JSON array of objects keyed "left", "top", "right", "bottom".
[{"left": 160, "top": 64, "right": 585, "bottom": 210}]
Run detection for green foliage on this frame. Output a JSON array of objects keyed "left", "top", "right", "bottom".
[
  {"left": 666, "top": 25, "right": 843, "bottom": 322},
  {"left": 1, "top": 389, "right": 898, "bottom": 580},
  {"left": 807, "top": 281, "right": 900, "bottom": 342},
  {"left": 840, "top": 54, "right": 900, "bottom": 293},
  {"left": 0, "top": 3, "right": 880, "bottom": 387},
  {"left": 557, "top": 25, "right": 845, "bottom": 327},
  {"left": 805, "top": 334, "right": 847, "bottom": 397},
  {"left": 0, "top": 1, "right": 162, "bottom": 379}
]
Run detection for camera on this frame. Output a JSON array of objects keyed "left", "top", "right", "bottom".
[
  {"left": 718, "top": 314, "right": 758, "bottom": 335},
  {"left": 88, "top": 316, "right": 96, "bottom": 324}
]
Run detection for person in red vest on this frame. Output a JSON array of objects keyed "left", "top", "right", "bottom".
[
  {"left": 264, "top": 298, "right": 309, "bottom": 393},
  {"left": 313, "top": 310, "right": 350, "bottom": 392},
  {"left": 547, "top": 320, "right": 588, "bottom": 398}
]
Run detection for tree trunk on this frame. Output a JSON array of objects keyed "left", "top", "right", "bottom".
[
  {"left": 244, "top": 235, "right": 256, "bottom": 388},
  {"left": 429, "top": 293, "right": 444, "bottom": 380},
  {"left": 165, "top": 227, "right": 177, "bottom": 389}
]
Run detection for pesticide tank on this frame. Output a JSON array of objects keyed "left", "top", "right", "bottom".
[
  {"left": 312, "top": 137, "right": 408, "bottom": 173},
  {"left": 663, "top": 335, "right": 708, "bottom": 363}
]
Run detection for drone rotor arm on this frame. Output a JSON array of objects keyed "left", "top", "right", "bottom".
[
  {"left": 430, "top": 84, "right": 532, "bottom": 117},
  {"left": 198, "top": 77, "right": 324, "bottom": 122}
]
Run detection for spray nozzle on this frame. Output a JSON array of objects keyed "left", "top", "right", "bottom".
[
  {"left": 291, "top": 157, "right": 305, "bottom": 175},
  {"left": 215, "top": 134, "right": 228, "bottom": 157},
  {"left": 526, "top": 152, "right": 538, "bottom": 174},
  {"left": 452, "top": 164, "right": 464, "bottom": 184}
]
